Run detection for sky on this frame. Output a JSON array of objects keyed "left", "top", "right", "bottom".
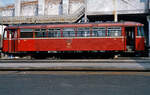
[
  {"left": 0, "top": 0, "right": 14, "bottom": 7},
  {"left": 0, "top": 0, "right": 35, "bottom": 7}
]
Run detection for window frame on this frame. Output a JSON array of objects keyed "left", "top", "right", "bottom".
[
  {"left": 137, "top": 26, "right": 144, "bottom": 37},
  {"left": 77, "top": 27, "right": 91, "bottom": 37},
  {"left": 92, "top": 27, "right": 106, "bottom": 37},
  {"left": 107, "top": 27, "right": 122, "bottom": 37},
  {"left": 20, "top": 28, "right": 34, "bottom": 38},
  {"left": 47, "top": 28, "right": 61, "bottom": 38},
  {"left": 34, "top": 29, "right": 47, "bottom": 38},
  {"left": 62, "top": 28, "right": 76, "bottom": 37}
]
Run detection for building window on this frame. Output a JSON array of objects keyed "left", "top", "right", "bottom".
[{"left": 140, "top": 0, "right": 146, "bottom": 2}]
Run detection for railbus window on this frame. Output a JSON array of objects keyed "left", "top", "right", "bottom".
[
  {"left": 48, "top": 28, "right": 61, "bottom": 38},
  {"left": 35, "top": 29, "right": 47, "bottom": 38},
  {"left": 3, "top": 29, "right": 7, "bottom": 39},
  {"left": 92, "top": 27, "right": 106, "bottom": 37},
  {"left": 137, "top": 27, "right": 144, "bottom": 36},
  {"left": 8, "top": 29, "right": 17, "bottom": 38},
  {"left": 63, "top": 28, "right": 75, "bottom": 37},
  {"left": 107, "top": 27, "right": 122, "bottom": 37},
  {"left": 20, "top": 29, "right": 33, "bottom": 38},
  {"left": 77, "top": 27, "right": 90, "bottom": 37}
]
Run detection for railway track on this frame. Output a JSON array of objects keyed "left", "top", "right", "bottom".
[{"left": 0, "top": 57, "right": 150, "bottom": 63}]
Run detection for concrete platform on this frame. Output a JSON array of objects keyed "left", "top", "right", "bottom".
[{"left": 0, "top": 59, "right": 150, "bottom": 71}]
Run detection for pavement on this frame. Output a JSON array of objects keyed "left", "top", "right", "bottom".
[{"left": 0, "top": 58, "right": 150, "bottom": 71}]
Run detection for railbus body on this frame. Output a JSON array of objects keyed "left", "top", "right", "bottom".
[{"left": 2, "top": 22, "right": 145, "bottom": 57}]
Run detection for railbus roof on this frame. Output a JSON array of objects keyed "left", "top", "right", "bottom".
[{"left": 5, "top": 21, "right": 144, "bottom": 29}]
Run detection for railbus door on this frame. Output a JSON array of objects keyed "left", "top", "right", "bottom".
[
  {"left": 8, "top": 29, "right": 18, "bottom": 53},
  {"left": 125, "top": 27, "right": 135, "bottom": 52}
]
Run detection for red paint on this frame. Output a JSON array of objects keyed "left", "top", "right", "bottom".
[
  {"left": 16, "top": 38, "right": 124, "bottom": 52},
  {"left": 136, "top": 37, "right": 145, "bottom": 51},
  {"left": 18, "top": 39, "right": 36, "bottom": 51},
  {"left": 2, "top": 40, "right": 9, "bottom": 52},
  {"left": 135, "top": 27, "right": 138, "bottom": 36},
  {"left": 122, "top": 27, "right": 127, "bottom": 51}
]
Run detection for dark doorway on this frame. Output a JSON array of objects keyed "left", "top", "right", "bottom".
[
  {"left": 8, "top": 29, "right": 17, "bottom": 53},
  {"left": 125, "top": 27, "right": 135, "bottom": 51}
]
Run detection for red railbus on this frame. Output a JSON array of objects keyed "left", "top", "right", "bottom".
[{"left": 2, "top": 21, "right": 145, "bottom": 57}]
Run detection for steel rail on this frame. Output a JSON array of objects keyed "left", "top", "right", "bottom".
[{"left": 0, "top": 59, "right": 150, "bottom": 63}]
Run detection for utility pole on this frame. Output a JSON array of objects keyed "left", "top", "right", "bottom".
[
  {"left": 15, "top": 0, "right": 21, "bottom": 16},
  {"left": 0, "top": 24, "right": 4, "bottom": 49},
  {"left": 113, "top": 0, "right": 118, "bottom": 22},
  {"left": 38, "top": 0, "right": 45, "bottom": 16},
  {"left": 148, "top": 0, "right": 150, "bottom": 11},
  {"left": 84, "top": 0, "right": 87, "bottom": 23},
  {"left": 147, "top": 16, "right": 150, "bottom": 57}
]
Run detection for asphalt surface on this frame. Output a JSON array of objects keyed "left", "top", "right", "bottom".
[{"left": 0, "top": 71, "right": 150, "bottom": 95}]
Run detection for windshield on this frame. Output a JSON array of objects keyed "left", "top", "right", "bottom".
[
  {"left": 3, "top": 29, "right": 7, "bottom": 39},
  {"left": 137, "top": 27, "right": 144, "bottom": 36}
]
